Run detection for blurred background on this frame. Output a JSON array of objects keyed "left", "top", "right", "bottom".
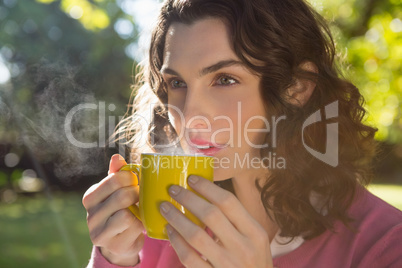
[{"left": 0, "top": 0, "right": 401, "bottom": 267}]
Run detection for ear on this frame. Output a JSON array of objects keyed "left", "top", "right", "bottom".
[{"left": 286, "top": 61, "right": 318, "bottom": 107}]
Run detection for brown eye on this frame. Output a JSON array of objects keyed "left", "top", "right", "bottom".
[
  {"left": 216, "top": 75, "right": 238, "bottom": 86},
  {"left": 170, "top": 79, "right": 187, "bottom": 89}
]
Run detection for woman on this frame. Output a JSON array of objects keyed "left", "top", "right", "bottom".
[{"left": 83, "top": 0, "right": 402, "bottom": 267}]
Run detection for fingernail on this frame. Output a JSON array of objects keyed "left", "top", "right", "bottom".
[
  {"left": 160, "top": 202, "right": 171, "bottom": 214},
  {"left": 188, "top": 175, "right": 199, "bottom": 185},
  {"left": 169, "top": 185, "right": 181, "bottom": 196}
]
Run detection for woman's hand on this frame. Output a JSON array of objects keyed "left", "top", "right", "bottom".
[
  {"left": 160, "top": 175, "right": 273, "bottom": 268},
  {"left": 82, "top": 154, "right": 144, "bottom": 266}
]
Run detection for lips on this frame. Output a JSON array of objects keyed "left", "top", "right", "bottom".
[{"left": 188, "top": 139, "right": 228, "bottom": 156}]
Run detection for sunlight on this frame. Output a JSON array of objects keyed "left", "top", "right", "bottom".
[
  {"left": 118, "top": 0, "right": 161, "bottom": 61},
  {"left": 369, "top": 184, "right": 402, "bottom": 210},
  {"left": 0, "top": 60, "right": 11, "bottom": 84}
]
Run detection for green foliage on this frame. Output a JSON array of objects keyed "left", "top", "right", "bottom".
[
  {"left": 0, "top": 0, "right": 138, "bottom": 173},
  {"left": 1, "top": 0, "right": 136, "bottom": 114},
  {"left": 311, "top": 0, "right": 402, "bottom": 143},
  {"left": 58, "top": 0, "right": 111, "bottom": 31}
]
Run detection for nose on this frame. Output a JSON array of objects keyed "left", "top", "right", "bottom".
[{"left": 182, "top": 87, "right": 212, "bottom": 130}]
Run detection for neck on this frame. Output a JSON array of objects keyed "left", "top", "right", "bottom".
[{"left": 232, "top": 171, "right": 278, "bottom": 243}]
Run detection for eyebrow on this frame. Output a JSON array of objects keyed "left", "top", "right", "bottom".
[{"left": 160, "top": 59, "right": 244, "bottom": 77}]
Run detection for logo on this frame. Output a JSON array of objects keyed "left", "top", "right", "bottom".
[{"left": 302, "top": 101, "right": 339, "bottom": 167}]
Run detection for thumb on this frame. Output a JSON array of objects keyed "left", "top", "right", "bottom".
[{"left": 108, "top": 154, "right": 128, "bottom": 174}]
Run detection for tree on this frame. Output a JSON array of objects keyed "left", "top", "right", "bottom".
[
  {"left": 314, "top": 0, "right": 402, "bottom": 143},
  {"left": 0, "top": 0, "right": 140, "bottom": 189}
]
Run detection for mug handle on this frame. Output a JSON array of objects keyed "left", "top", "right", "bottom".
[{"left": 119, "top": 164, "right": 142, "bottom": 221}]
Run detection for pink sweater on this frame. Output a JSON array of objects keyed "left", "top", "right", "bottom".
[{"left": 87, "top": 187, "right": 402, "bottom": 267}]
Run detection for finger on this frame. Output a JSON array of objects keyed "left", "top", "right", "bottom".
[
  {"left": 109, "top": 154, "right": 128, "bottom": 174},
  {"left": 107, "top": 230, "right": 145, "bottom": 257},
  {"left": 187, "top": 175, "right": 263, "bottom": 238},
  {"left": 83, "top": 170, "right": 138, "bottom": 210},
  {"left": 168, "top": 185, "right": 241, "bottom": 248},
  {"left": 108, "top": 154, "right": 139, "bottom": 185},
  {"left": 166, "top": 224, "right": 212, "bottom": 268},
  {"left": 160, "top": 202, "right": 222, "bottom": 264},
  {"left": 106, "top": 208, "right": 144, "bottom": 239},
  {"left": 87, "top": 186, "right": 139, "bottom": 235},
  {"left": 90, "top": 207, "right": 142, "bottom": 246}
]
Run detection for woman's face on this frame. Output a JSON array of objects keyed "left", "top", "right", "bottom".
[{"left": 162, "top": 18, "right": 268, "bottom": 181}]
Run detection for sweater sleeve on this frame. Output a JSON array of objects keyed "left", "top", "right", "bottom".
[
  {"left": 86, "top": 246, "right": 141, "bottom": 268},
  {"left": 358, "top": 223, "right": 402, "bottom": 268},
  {"left": 86, "top": 235, "right": 181, "bottom": 268}
]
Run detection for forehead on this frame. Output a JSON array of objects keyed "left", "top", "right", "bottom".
[{"left": 163, "top": 18, "right": 238, "bottom": 68}]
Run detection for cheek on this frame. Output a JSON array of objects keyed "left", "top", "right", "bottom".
[
  {"left": 168, "top": 92, "right": 186, "bottom": 132},
  {"left": 168, "top": 91, "right": 186, "bottom": 110},
  {"left": 245, "top": 121, "right": 268, "bottom": 145},
  {"left": 168, "top": 109, "right": 184, "bottom": 135},
  {"left": 239, "top": 104, "right": 268, "bottom": 146}
]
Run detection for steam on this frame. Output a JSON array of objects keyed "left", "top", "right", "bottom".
[
  {"left": 2, "top": 59, "right": 113, "bottom": 185},
  {"left": 1, "top": 59, "right": 195, "bottom": 187}
]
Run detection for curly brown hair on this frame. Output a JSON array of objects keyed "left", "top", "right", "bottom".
[{"left": 115, "top": 0, "right": 378, "bottom": 239}]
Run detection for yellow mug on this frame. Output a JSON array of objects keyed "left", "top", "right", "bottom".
[{"left": 120, "top": 153, "right": 214, "bottom": 240}]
